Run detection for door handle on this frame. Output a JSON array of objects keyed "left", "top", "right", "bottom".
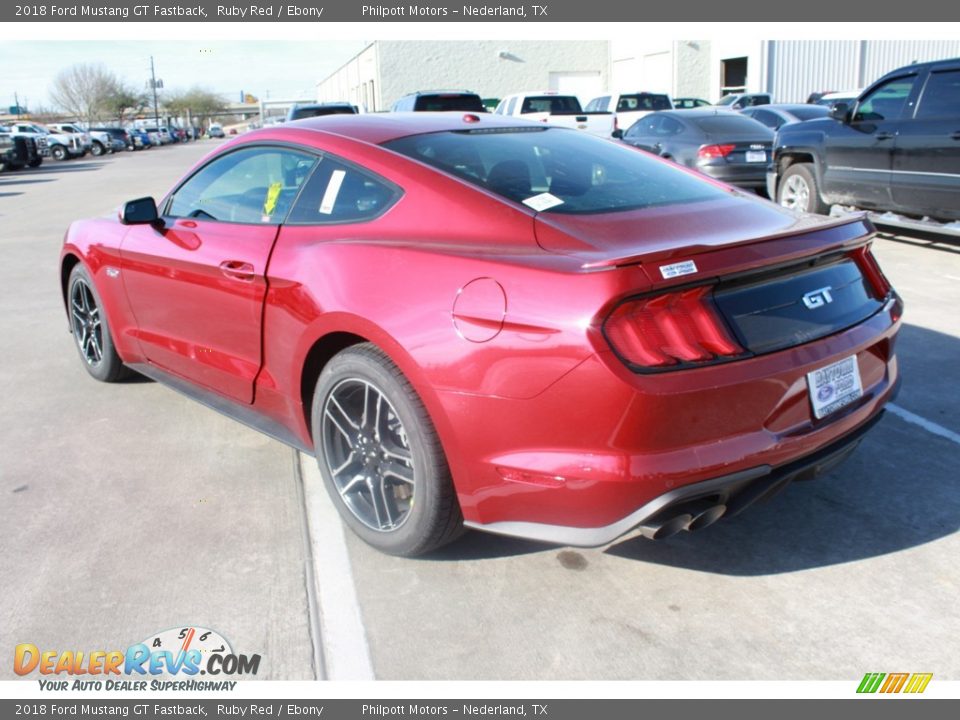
[
  {"left": 875, "top": 132, "right": 894, "bottom": 140},
  {"left": 177, "top": 220, "right": 198, "bottom": 229},
  {"left": 219, "top": 260, "right": 255, "bottom": 281}
]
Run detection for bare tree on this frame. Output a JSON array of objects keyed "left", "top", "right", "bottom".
[
  {"left": 103, "top": 82, "right": 146, "bottom": 125},
  {"left": 49, "top": 64, "right": 120, "bottom": 123},
  {"left": 163, "top": 87, "right": 228, "bottom": 126}
]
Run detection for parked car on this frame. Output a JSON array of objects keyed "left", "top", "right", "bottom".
[
  {"left": 585, "top": 92, "right": 674, "bottom": 137},
  {"left": 5, "top": 122, "right": 84, "bottom": 160},
  {"left": 125, "top": 127, "right": 151, "bottom": 149},
  {"left": 813, "top": 90, "right": 861, "bottom": 107},
  {"left": 207, "top": 124, "right": 225, "bottom": 138},
  {"left": 716, "top": 93, "right": 773, "bottom": 110},
  {"left": 391, "top": 91, "right": 486, "bottom": 113},
  {"left": 674, "top": 97, "right": 712, "bottom": 109},
  {"left": 89, "top": 126, "right": 131, "bottom": 153},
  {"left": 769, "top": 57, "right": 960, "bottom": 233},
  {"left": 0, "top": 130, "right": 42, "bottom": 171},
  {"left": 47, "top": 123, "right": 95, "bottom": 155},
  {"left": 739, "top": 103, "right": 830, "bottom": 131},
  {"left": 60, "top": 113, "right": 901, "bottom": 556},
  {"left": 494, "top": 91, "right": 616, "bottom": 138},
  {"left": 287, "top": 102, "right": 358, "bottom": 122},
  {"left": 621, "top": 109, "right": 774, "bottom": 190}
]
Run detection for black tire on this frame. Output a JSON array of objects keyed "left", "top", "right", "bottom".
[
  {"left": 28, "top": 157, "right": 42, "bottom": 168},
  {"left": 51, "top": 145, "right": 68, "bottom": 161},
  {"left": 67, "top": 264, "right": 131, "bottom": 383},
  {"left": 777, "top": 163, "right": 828, "bottom": 215},
  {"left": 311, "top": 344, "right": 464, "bottom": 557},
  {"left": 91, "top": 141, "right": 105, "bottom": 157}
]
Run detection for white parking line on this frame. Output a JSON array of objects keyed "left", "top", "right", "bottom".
[
  {"left": 297, "top": 451, "right": 376, "bottom": 680},
  {"left": 887, "top": 403, "right": 960, "bottom": 447}
]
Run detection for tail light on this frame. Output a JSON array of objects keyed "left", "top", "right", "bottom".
[
  {"left": 698, "top": 144, "right": 735, "bottom": 160},
  {"left": 851, "top": 245, "right": 892, "bottom": 297},
  {"left": 604, "top": 285, "right": 745, "bottom": 370}
]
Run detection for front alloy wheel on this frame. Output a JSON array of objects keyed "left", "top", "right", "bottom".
[{"left": 66, "top": 265, "right": 129, "bottom": 382}]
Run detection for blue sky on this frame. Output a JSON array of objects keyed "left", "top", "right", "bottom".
[{"left": 0, "top": 41, "right": 368, "bottom": 111}]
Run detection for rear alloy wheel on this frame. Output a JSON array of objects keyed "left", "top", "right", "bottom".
[
  {"left": 777, "top": 163, "right": 828, "bottom": 215},
  {"left": 67, "top": 265, "right": 130, "bottom": 383},
  {"left": 311, "top": 344, "right": 463, "bottom": 557},
  {"left": 51, "top": 145, "right": 68, "bottom": 161},
  {"left": 91, "top": 141, "right": 105, "bottom": 157}
]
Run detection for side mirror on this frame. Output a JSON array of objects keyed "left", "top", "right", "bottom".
[
  {"left": 121, "top": 197, "right": 160, "bottom": 225},
  {"left": 612, "top": 128, "right": 624, "bottom": 139},
  {"left": 829, "top": 102, "right": 851, "bottom": 122}
]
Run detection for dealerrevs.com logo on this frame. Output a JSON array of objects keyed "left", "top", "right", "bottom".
[{"left": 14, "top": 627, "right": 260, "bottom": 691}]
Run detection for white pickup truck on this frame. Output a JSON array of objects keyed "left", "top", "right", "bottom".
[
  {"left": 493, "top": 92, "right": 616, "bottom": 138},
  {"left": 585, "top": 92, "right": 674, "bottom": 137}
]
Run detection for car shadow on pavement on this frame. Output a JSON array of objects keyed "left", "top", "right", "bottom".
[
  {"left": 604, "top": 322, "right": 960, "bottom": 576},
  {"left": 0, "top": 192, "right": 24, "bottom": 198},
  {"left": 423, "top": 529, "right": 551, "bottom": 561},
  {"left": 0, "top": 178, "right": 56, "bottom": 186}
]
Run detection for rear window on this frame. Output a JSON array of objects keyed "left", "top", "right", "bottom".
[
  {"left": 414, "top": 94, "right": 485, "bottom": 112},
  {"left": 617, "top": 94, "right": 672, "bottom": 112},
  {"left": 692, "top": 115, "right": 768, "bottom": 134},
  {"left": 290, "top": 106, "right": 356, "bottom": 120},
  {"left": 383, "top": 127, "right": 727, "bottom": 215},
  {"left": 520, "top": 96, "right": 583, "bottom": 114}
]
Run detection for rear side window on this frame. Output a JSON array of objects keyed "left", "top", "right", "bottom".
[
  {"left": 617, "top": 94, "right": 672, "bottom": 112},
  {"left": 916, "top": 70, "right": 960, "bottom": 119},
  {"left": 520, "top": 96, "right": 583, "bottom": 114},
  {"left": 384, "top": 127, "right": 726, "bottom": 215},
  {"left": 287, "top": 156, "right": 399, "bottom": 224},
  {"left": 291, "top": 106, "right": 355, "bottom": 120}
]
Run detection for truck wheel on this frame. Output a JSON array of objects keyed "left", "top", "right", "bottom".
[
  {"left": 51, "top": 145, "right": 68, "bottom": 161},
  {"left": 28, "top": 157, "right": 43, "bottom": 168},
  {"left": 311, "top": 344, "right": 464, "bottom": 557},
  {"left": 777, "top": 163, "right": 828, "bottom": 215},
  {"left": 91, "top": 141, "right": 105, "bottom": 157}
]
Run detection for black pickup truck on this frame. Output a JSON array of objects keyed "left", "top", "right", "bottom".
[
  {"left": 768, "top": 57, "right": 960, "bottom": 232},
  {"left": 0, "top": 130, "right": 42, "bottom": 172}
]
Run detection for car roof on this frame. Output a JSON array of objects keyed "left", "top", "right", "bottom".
[
  {"left": 659, "top": 108, "right": 742, "bottom": 119},
  {"left": 749, "top": 104, "right": 826, "bottom": 113},
  {"left": 280, "top": 112, "right": 545, "bottom": 144}
]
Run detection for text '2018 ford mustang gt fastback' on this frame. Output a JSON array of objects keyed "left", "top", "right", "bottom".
[{"left": 60, "top": 113, "right": 902, "bottom": 556}]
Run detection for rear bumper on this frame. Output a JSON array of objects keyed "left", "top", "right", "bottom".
[
  {"left": 466, "top": 405, "right": 889, "bottom": 547},
  {"left": 699, "top": 162, "right": 768, "bottom": 188},
  {"left": 446, "top": 297, "right": 901, "bottom": 542}
]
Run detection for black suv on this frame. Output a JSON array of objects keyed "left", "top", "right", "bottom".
[
  {"left": 769, "top": 57, "right": 960, "bottom": 224},
  {"left": 0, "top": 130, "right": 41, "bottom": 171},
  {"left": 287, "top": 103, "right": 358, "bottom": 122},
  {"left": 391, "top": 91, "right": 486, "bottom": 113}
]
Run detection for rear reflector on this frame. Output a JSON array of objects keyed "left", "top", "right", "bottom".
[
  {"left": 698, "top": 144, "right": 735, "bottom": 160},
  {"left": 604, "top": 285, "right": 744, "bottom": 369}
]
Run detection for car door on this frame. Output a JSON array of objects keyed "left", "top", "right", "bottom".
[
  {"left": 821, "top": 73, "right": 920, "bottom": 208},
  {"left": 891, "top": 66, "right": 960, "bottom": 218},
  {"left": 119, "top": 144, "right": 318, "bottom": 403}
]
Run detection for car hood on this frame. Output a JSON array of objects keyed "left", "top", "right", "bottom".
[{"left": 532, "top": 194, "right": 862, "bottom": 269}]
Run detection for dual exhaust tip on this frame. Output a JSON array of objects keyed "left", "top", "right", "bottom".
[{"left": 639, "top": 500, "right": 727, "bottom": 540}]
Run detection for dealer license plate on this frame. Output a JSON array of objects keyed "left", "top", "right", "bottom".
[
  {"left": 807, "top": 355, "right": 863, "bottom": 419},
  {"left": 746, "top": 150, "right": 766, "bottom": 162}
]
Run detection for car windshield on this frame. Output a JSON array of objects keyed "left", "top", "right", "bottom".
[
  {"left": 384, "top": 127, "right": 727, "bottom": 215},
  {"left": 291, "top": 106, "right": 355, "bottom": 119},
  {"left": 785, "top": 106, "right": 829, "bottom": 121}
]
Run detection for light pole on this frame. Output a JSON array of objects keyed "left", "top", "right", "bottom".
[{"left": 149, "top": 56, "right": 163, "bottom": 127}]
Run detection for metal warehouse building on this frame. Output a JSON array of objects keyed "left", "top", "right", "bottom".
[
  {"left": 611, "top": 39, "right": 960, "bottom": 103},
  {"left": 316, "top": 40, "right": 609, "bottom": 111}
]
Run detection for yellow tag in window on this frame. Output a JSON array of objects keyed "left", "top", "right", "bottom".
[{"left": 263, "top": 182, "right": 282, "bottom": 216}]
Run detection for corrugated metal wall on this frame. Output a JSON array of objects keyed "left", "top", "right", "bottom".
[
  {"left": 768, "top": 40, "right": 960, "bottom": 103},
  {"left": 768, "top": 41, "right": 863, "bottom": 102},
  {"left": 862, "top": 40, "right": 960, "bottom": 83}
]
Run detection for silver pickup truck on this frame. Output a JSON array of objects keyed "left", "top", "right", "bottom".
[{"left": 493, "top": 92, "right": 616, "bottom": 138}]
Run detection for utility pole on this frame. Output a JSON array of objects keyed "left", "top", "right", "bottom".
[
  {"left": 149, "top": 56, "right": 163, "bottom": 127},
  {"left": 14, "top": 91, "right": 21, "bottom": 118}
]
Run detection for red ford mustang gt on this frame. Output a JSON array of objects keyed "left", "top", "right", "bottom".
[{"left": 60, "top": 113, "right": 902, "bottom": 556}]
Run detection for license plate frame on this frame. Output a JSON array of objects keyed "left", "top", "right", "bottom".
[
  {"left": 807, "top": 355, "right": 863, "bottom": 420},
  {"left": 745, "top": 150, "right": 766, "bottom": 163}
]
